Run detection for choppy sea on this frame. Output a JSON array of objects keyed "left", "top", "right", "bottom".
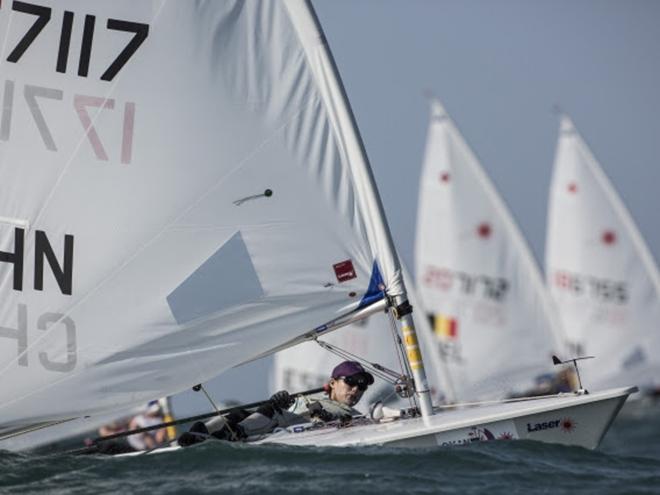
[{"left": 2, "top": 410, "right": 660, "bottom": 495}]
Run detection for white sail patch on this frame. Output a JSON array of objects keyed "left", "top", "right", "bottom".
[{"left": 167, "top": 232, "right": 263, "bottom": 325}]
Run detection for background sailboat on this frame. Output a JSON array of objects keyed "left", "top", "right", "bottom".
[
  {"left": 546, "top": 114, "right": 660, "bottom": 393},
  {"left": 415, "top": 98, "right": 568, "bottom": 401}
]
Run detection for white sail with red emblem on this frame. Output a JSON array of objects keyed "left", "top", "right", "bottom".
[
  {"left": 546, "top": 115, "right": 660, "bottom": 391},
  {"left": 415, "top": 98, "right": 566, "bottom": 401},
  {"left": 0, "top": 0, "right": 429, "bottom": 441}
]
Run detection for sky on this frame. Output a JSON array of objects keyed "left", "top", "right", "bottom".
[
  {"left": 178, "top": 0, "right": 660, "bottom": 413},
  {"left": 313, "top": 0, "right": 660, "bottom": 270}
]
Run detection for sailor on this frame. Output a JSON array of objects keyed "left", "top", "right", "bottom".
[
  {"left": 178, "top": 360, "right": 374, "bottom": 446},
  {"left": 126, "top": 401, "right": 168, "bottom": 451},
  {"left": 89, "top": 418, "right": 133, "bottom": 455},
  {"left": 88, "top": 400, "right": 167, "bottom": 455}
]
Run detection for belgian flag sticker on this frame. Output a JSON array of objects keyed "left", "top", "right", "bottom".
[{"left": 433, "top": 314, "right": 458, "bottom": 341}]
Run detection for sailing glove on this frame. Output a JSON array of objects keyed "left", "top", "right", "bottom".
[{"left": 269, "top": 390, "right": 294, "bottom": 413}]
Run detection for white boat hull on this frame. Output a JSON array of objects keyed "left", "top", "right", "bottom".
[
  {"left": 115, "top": 386, "right": 635, "bottom": 456},
  {"left": 258, "top": 386, "right": 635, "bottom": 450}
]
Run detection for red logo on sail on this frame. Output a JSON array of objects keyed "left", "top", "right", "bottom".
[
  {"left": 567, "top": 182, "right": 578, "bottom": 194},
  {"left": 333, "top": 260, "right": 357, "bottom": 282},
  {"left": 476, "top": 222, "right": 492, "bottom": 239},
  {"left": 439, "top": 172, "right": 451, "bottom": 183},
  {"left": 601, "top": 230, "right": 617, "bottom": 246}
]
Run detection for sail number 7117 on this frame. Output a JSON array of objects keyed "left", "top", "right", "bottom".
[{"left": 2, "top": 1, "right": 149, "bottom": 81}]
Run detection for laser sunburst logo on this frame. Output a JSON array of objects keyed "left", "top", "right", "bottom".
[{"left": 561, "top": 417, "right": 577, "bottom": 433}]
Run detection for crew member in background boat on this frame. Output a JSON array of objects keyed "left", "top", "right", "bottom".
[
  {"left": 86, "top": 417, "right": 133, "bottom": 455},
  {"left": 126, "top": 401, "right": 168, "bottom": 451},
  {"left": 87, "top": 400, "right": 167, "bottom": 454},
  {"left": 178, "top": 361, "right": 374, "bottom": 446}
]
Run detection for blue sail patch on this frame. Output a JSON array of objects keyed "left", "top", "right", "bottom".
[{"left": 358, "top": 261, "right": 385, "bottom": 308}]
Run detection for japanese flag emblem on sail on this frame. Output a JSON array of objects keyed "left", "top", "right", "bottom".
[
  {"left": 333, "top": 260, "right": 357, "bottom": 282},
  {"left": 476, "top": 222, "right": 492, "bottom": 239},
  {"left": 601, "top": 230, "right": 617, "bottom": 246}
]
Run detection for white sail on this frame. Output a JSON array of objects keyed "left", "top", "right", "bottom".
[
  {"left": 415, "top": 99, "right": 565, "bottom": 401},
  {"left": 0, "top": 0, "right": 407, "bottom": 436},
  {"left": 403, "top": 266, "right": 457, "bottom": 404},
  {"left": 546, "top": 115, "right": 660, "bottom": 391}
]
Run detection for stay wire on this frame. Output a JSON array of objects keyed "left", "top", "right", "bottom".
[
  {"left": 313, "top": 339, "right": 402, "bottom": 384},
  {"left": 193, "top": 383, "right": 239, "bottom": 439},
  {"left": 386, "top": 307, "right": 410, "bottom": 379}
]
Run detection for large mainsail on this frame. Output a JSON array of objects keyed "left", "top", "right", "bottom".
[
  {"left": 0, "top": 1, "right": 410, "bottom": 436},
  {"left": 546, "top": 115, "right": 660, "bottom": 391},
  {"left": 415, "top": 99, "right": 565, "bottom": 401}
]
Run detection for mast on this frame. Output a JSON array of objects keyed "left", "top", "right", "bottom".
[
  {"left": 392, "top": 295, "right": 434, "bottom": 416},
  {"left": 284, "top": 1, "right": 434, "bottom": 417}
]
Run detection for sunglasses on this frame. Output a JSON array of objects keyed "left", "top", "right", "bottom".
[{"left": 338, "top": 375, "right": 369, "bottom": 391}]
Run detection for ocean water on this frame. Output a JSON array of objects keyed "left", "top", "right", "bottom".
[{"left": 2, "top": 413, "right": 660, "bottom": 495}]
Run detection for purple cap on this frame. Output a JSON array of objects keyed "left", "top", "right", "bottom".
[{"left": 331, "top": 361, "right": 374, "bottom": 384}]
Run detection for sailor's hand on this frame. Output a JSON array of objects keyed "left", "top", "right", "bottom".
[
  {"left": 269, "top": 390, "right": 294, "bottom": 412},
  {"left": 308, "top": 401, "right": 333, "bottom": 422}
]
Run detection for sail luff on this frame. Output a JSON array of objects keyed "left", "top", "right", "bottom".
[
  {"left": 283, "top": 0, "right": 403, "bottom": 298},
  {"left": 284, "top": 1, "right": 434, "bottom": 416}
]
